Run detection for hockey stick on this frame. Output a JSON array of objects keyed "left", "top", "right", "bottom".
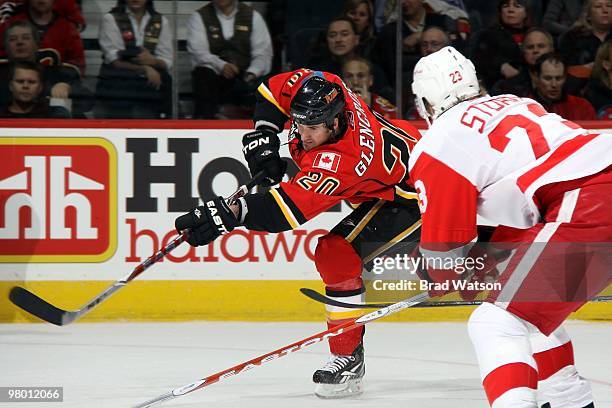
[
  {"left": 8, "top": 171, "right": 265, "bottom": 326},
  {"left": 300, "top": 288, "right": 612, "bottom": 309},
  {"left": 132, "top": 291, "right": 429, "bottom": 408}
]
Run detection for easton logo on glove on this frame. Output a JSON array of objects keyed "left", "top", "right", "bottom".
[
  {"left": 206, "top": 200, "right": 231, "bottom": 235},
  {"left": 241, "top": 128, "right": 287, "bottom": 187},
  {"left": 242, "top": 136, "right": 270, "bottom": 155},
  {"left": 175, "top": 196, "right": 240, "bottom": 247}
]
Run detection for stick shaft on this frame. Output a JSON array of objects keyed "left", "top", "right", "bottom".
[
  {"left": 73, "top": 171, "right": 265, "bottom": 314},
  {"left": 300, "top": 288, "right": 612, "bottom": 309},
  {"left": 133, "top": 292, "right": 429, "bottom": 407}
]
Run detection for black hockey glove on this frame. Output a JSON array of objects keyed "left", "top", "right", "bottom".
[
  {"left": 242, "top": 128, "right": 287, "bottom": 186},
  {"left": 175, "top": 197, "right": 240, "bottom": 247}
]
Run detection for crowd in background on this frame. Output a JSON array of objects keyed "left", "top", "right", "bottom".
[{"left": 0, "top": 0, "right": 609, "bottom": 120}]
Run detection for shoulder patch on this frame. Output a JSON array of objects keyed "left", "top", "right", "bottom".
[
  {"left": 346, "top": 110, "right": 356, "bottom": 130},
  {"left": 375, "top": 95, "right": 396, "bottom": 111},
  {"left": 313, "top": 152, "right": 341, "bottom": 173}
]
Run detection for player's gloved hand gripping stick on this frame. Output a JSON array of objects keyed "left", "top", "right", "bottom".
[
  {"left": 8, "top": 171, "right": 265, "bottom": 326},
  {"left": 242, "top": 127, "right": 288, "bottom": 187}
]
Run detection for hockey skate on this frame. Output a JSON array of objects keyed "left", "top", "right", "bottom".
[{"left": 313, "top": 343, "right": 365, "bottom": 398}]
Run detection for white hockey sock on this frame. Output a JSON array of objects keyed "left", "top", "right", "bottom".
[
  {"left": 531, "top": 326, "right": 594, "bottom": 408},
  {"left": 468, "top": 303, "right": 538, "bottom": 408}
]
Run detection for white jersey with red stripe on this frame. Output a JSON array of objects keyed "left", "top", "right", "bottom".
[{"left": 408, "top": 93, "right": 612, "bottom": 247}]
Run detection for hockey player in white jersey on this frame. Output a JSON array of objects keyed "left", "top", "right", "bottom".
[{"left": 409, "top": 46, "right": 611, "bottom": 408}]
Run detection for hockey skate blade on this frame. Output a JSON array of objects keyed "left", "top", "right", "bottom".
[{"left": 314, "top": 378, "right": 364, "bottom": 399}]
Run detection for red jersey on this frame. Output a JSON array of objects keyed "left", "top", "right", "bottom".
[
  {"left": 370, "top": 93, "right": 398, "bottom": 120},
  {"left": 243, "top": 69, "right": 421, "bottom": 232},
  {"left": 0, "top": 12, "right": 85, "bottom": 73},
  {"left": 0, "top": 0, "right": 85, "bottom": 27},
  {"left": 529, "top": 93, "right": 597, "bottom": 121}
]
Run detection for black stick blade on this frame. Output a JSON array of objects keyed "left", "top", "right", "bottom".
[
  {"left": 299, "top": 288, "right": 394, "bottom": 309},
  {"left": 9, "top": 286, "right": 73, "bottom": 326}
]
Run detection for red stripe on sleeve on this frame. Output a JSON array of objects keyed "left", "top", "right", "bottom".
[{"left": 517, "top": 133, "right": 599, "bottom": 193}]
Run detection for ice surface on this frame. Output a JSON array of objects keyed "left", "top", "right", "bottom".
[{"left": 1, "top": 321, "right": 610, "bottom": 407}]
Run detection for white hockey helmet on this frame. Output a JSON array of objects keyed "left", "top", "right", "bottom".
[{"left": 412, "top": 46, "right": 479, "bottom": 123}]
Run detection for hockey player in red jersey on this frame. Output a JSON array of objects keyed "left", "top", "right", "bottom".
[
  {"left": 409, "top": 46, "right": 611, "bottom": 407},
  {"left": 175, "top": 69, "right": 422, "bottom": 398}
]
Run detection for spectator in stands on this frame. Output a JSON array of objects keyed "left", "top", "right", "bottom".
[
  {"left": 0, "top": 0, "right": 84, "bottom": 30},
  {"left": 530, "top": 52, "right": 597, "bottom": 119},
  {"left": 0, "top": 20, "right": 88, "bottom": 114},
  {"left": 96, "top": 0, "right": 173, "bottom": 119},
  {"left": 419, "top": 25, "right": 450, "bottom": 55},
  {"left": 186, "top": 0, "right": 273, "bottom": 119},
  {"left": 376, "top": 0, "right": 470, "bottom": 86},
  {"left": 559, "top": 0, "right": 610, "bottom": 79},
  {"left": 0, "top": 60, "right": 70, "bottom": 117},
  {"left": 308, "top": 17, "right": 359, "bottom": 71},
  {"left": 308, "top": 16, "right": 393, "bottom": 99},
  {"left": 375, "top": 0, "right": 469, "bottom": 32},
  {"left": 584, "top": 40, "right": 612, "bottom": 115},
  {"left": 401, "top": 25, "right": 452, "bottom": 119},
  {"left": 0, "top": 0, "right": 85, "bottom": 73},
  {"left": 342, "top": 56, "right": 398, "bottom": 118},
  {"left": 542, "top": 0, "right": 585, "bottom": 39},
  {"left": 471, "top": 0, "right": 534, "bottom": 91},
  {"left": 522, "top": 27, "right": 556, "bottom": 66},
  {"left": 343, "top": 0, "right": 377, "bottom": 58},
  {"left": 490, "top": 27, "right": 555, "bottom": 95}
]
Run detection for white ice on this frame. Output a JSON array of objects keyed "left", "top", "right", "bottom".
[{"left": 1, "top": 321, "right": 610, "bottom": 408}]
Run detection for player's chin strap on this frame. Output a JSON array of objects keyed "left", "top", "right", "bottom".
[
  {"left": 415, "top": 96, "right": 432, "bottom": 128},
  {"left": 329, "top": 111, "right": 348, "bottom": 142}
]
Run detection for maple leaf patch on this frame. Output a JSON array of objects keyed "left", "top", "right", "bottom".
[{"left": 313, "top": 152, "right": 341, "bottom": 173}]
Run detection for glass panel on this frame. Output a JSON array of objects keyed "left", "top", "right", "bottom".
[{"left": 2, "top": 1, "right": 604, "bottom": 120}]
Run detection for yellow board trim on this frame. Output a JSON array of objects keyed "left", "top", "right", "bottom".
[
  {"left": 257, "top": 83, "right": 289, "bottom": 116},
  {"left": 326, "top": 309, "right": 366, "bottom": 320},
  {"left": 0, "top": 137, "right": 118, "bottom": 263},
  {"left": 270, "top": 189, "right": 299, "bottom": 229},
  {"left": 1, "top": 281, "right": 609, "bottom": 323}
]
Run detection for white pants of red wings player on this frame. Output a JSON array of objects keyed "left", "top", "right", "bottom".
[{"left": 469, "top": 166, "right": 612, "bottom": 408}]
